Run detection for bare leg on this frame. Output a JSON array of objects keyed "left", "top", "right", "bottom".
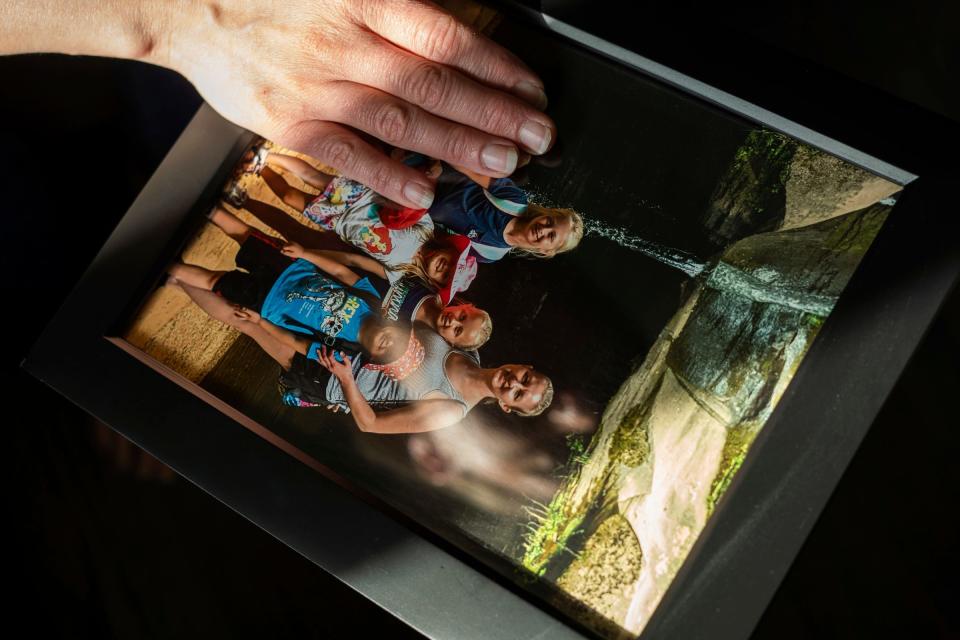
[
  {"left": 261, "top": 165, "right": 317, "bottom": 211},
  {"left": 169, "top": 262, "right": 224, "bottom": 291},
  {"left": 177, "top": 283, "right": 296, "bottom": 369},
  {"left": 208, "top": 204, "right": 252, "bottom": 244},
  {"left": 242, "top": 197, "right": 352, "bottom": 251},
  {"left": 265, "top": 152, "right": 334, "bottom": 191}
]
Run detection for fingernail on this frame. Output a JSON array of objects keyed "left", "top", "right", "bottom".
[
  {"left": 519, "top": 121, "right": 552, "bottom": 155},
  {"left": 403, "top": 181, "right": 435, "bottom": 209},
  {"left": 513, "top": 81, "right": 548, "bottom": 110},
  {"left": 481, "top": 143, "right": 518, "bottom": 174}
]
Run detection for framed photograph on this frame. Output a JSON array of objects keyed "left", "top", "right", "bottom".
[{"left": 24, "top": 1, "right": 959, "bottom": 638}]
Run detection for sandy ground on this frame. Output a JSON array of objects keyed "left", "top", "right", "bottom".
[{"left": 123, "top": 147, "right": 328, "bottom": 381}]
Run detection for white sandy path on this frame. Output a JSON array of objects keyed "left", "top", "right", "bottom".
[{"left": 617, "top": 368, "right": 727, "bottom": 634}]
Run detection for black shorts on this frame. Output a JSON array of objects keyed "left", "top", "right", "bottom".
[
  {"left": 213, "top": 231, "right": 291, "bottom": 310},
  {"left": 278, "top": 352, "right": 334, "bottom": 405}
]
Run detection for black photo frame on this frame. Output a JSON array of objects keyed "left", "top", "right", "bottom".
[{"left": 24, "top": 4, "right": 960, "bottom": 639}]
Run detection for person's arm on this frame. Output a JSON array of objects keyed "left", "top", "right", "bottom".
[
  {"left": 310, "top": 249, "right": 388, "bottom": 280},
  {"left": 1, "top": 0, "right": 554, "bottom": 209},
  {"left": 318, "top": 349, "right": 466, "bottom": 434},
  {"left": 281, "top": 242, "right": 362, "bottom": 286}
]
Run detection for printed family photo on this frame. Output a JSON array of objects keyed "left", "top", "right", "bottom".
[{"left": 120, "top": 2, "right": 900, "bottom": 637}]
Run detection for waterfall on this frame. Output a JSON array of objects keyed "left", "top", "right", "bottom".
[
  {"left": 583, "top": 219, "right": 707, "bottom": 277},
  {"left": 583, "top": 219, "right": 839, "bottom": 316},
  {"left": 704, "top": 262, "right": 836, "bottom": 316}
]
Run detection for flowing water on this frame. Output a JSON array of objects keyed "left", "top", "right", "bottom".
[
  {"left": 703, "top": 262, "right": 836, "bottom": 316},
  {"left": 583, "top": 219, "right": 708, "bottom": 278},
  {"left": 585, "top": 218, "right": 836, "bottom": 316}
]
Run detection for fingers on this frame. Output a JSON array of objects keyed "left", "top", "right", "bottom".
[
  {"left": 358, "top": 0, "right": 547, "bottom": 107},
  {"left": 279, "top": 120, "right": 436, "bottom": 210},
  {"left": 322, "top": 82, "right": 527, "bottom": 177},
  {"left": 318, "top": 346, "right": 333, "bottom": 370},
  {"left": 340, "top": 34, "right": 554, "bottom": 158}
]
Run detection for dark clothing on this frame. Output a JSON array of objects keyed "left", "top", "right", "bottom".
[
  {"left": 429, "top": 165, "right": 528, "bottom": 262},
  {"left": 278, "top": 353, "right": 335, "bottom": 407},
  {"left": 212, "top": 231, "right": 291, "bottom": 309},
  {"left": 213, "top": 231, "right": 381, "bottom": 361}
]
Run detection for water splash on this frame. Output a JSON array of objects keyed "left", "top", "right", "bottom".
[
  {"left": 582, "top": 219, "right": 836, "bottom": 315},
  {"left": 705, "top": 261, "right": 836, "bottom": 316},
  {"left": 583, "top": 219, "right": 707, "bottom": 277}
]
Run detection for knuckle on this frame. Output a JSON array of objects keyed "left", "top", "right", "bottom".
[
  {"left": 415, "top": 14, "right": 462, "bottom": 60},
  {"left": 443, "top": 128, "right": 474, "bottom": 163},
  {"left": 365, "top": 161, "right": 399, "bottom": 194},
  {"left": 373, "top": 100, "right": 415, "bottom": 142},
  {"left": 316, "top": 135, "right": 356, "bottom": 171},
  {"left": 404, "top": 62, "right": 451, "bottom": 111},
  {"left": 477, "top": 99, "right": 515, "bottom": 134}
]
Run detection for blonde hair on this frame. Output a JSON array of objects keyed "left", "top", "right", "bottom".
[
  {"left": 459, "top": 307, "right": 493, "bottom": 351},
  {"left": 515, "top": 376, "right": 554, "bottom": 417},
  {"left": 394, "top": 234, "right": 450, "bottom": 288},
  {"left": 516, "top": 204, "right": 584, "bottom": 258}
]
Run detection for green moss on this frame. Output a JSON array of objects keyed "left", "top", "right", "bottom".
[
  {"left": 707, "top": 425, "right": 758, "bottom": 515},
  {"left": 522, "top": 398, "right": 656, "bottom": 575},
  {"left": 520, "top": 488, "right": 586, "bottom": 575},
  {"left": 824, "top": 206, "right": 890, "bottom": 257},
  {"left": 608, "top": 402, "right": 652, "bottom": 468},
  {"left": 806, "top": 313, "right": 825, "bottom": 330},
  {"left": 728, "top": 129, "right": 797, "bottom": 185}
]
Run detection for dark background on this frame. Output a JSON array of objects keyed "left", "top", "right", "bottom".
[{"left": 3, "top": 2, "right": 957, "bottom": 638}]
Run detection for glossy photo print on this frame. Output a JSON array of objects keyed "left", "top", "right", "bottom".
[{"left": 119, "top": 2, "right": 901, "bottom": 637}]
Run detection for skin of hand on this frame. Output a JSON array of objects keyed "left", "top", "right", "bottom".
[
  {"left": 317, "top": 347, "right": 355, "bottom": 379},
  {"left": 281, "top": 241, "right": 306, "bottom": 260},
  {"left": 2, "top": 1, "right": 555, "bottom": 209},
  {"left": 317, "top": 347, "right": 462, "bottom": 433},
  {"left": 231, "top": 305, "right": 262, "bottom": 324}
]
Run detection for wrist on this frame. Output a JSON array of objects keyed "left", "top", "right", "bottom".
[
  {"left": 140, "top": 0, "right": 200, "bottom": 72},
  {"left": 1, "top": 0, "right": 176, "bottom": 59},
  {"left": 152, "top": 0, "right": 268, "bottom": 84}
]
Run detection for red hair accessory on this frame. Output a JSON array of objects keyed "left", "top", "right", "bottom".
[
  {"left": 437, "top": 233, "right": 478, "bottom": 305},
  {"left": 378, "top": 205, "right": 428, "bottom": 230},
  {"left": 362, "top": 329, "right": 424, "bottom": 381}
]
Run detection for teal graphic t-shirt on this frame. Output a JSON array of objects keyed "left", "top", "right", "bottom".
[{"left": 260, "top": 259, "right": 379, "bottom": 360}]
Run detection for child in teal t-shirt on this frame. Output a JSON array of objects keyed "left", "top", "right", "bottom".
[{"left": 170, "top": 208, "right": 412, "bottom": 366}]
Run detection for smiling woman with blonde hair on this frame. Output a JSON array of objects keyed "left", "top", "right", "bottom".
[
  {"left": 425, "top": 159, "right": 584, "bottom": 262},
  {"left": 319, "top": 324, "right": 554, "bottom": 434}
]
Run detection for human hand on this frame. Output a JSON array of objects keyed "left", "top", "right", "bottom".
[
  {"left": 158, "top": 0, "right": 555, "bottom": 209},
  {"left": 317, "top": 346, "right": 354, "bottom": 381},
  {"left": 232, "top": 305, "right": 262, "bottom": 324},
  {"left": 281, "top": 241, "right": 305, "bottom": 259}
]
